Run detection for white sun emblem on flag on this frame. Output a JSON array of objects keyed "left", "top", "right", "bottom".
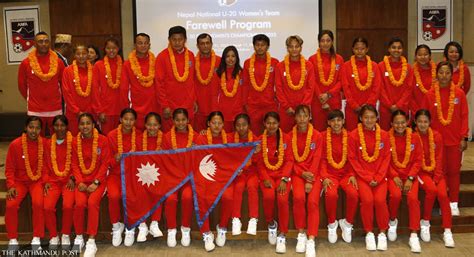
[
  {"left": 199, "top": 154, "right": 217, "bottom": 181},
  {"left": 136, "top": 162, "right": 160, "bottom": 187}
]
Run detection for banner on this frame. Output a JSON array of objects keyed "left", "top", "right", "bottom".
[
  {"left": 417, "top": 0, "right": 453, "bottom": 52},
  {"left": 121, "top": 142, "right": 257, "bottom": 229}
]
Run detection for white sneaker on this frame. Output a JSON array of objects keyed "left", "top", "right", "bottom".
[
  {"left": 450, "top": 202, "right": 460, "bottom": 216},
  {"left": 365, "top": 232, "right": 376, "bottom": 251},
  {"left": 61, "top": 234, "right": 71, "bottom": 246},
  {"left": 167, "top": 229, "right": 177, "bottom": 247},
  {"left": 8, "top": 239, "right": 19, "bottom": 246},
  {"left": 388, "top": 219, "right": 398, "bottom": 241},
  {"left": 111, "top": 222, "right": 125, "bottom": 247},
  {"left": 339, "top": 219, "right": 353, "bottom": 243},
  {"left": 276, "top": 235, "right": 286, "bottom": 254},
  {"left": 268, "top": 221, "right": 278, "bottom": 245},
  {"left": 31, "top": 237, "right": 41, "bottom": 245},
  {"left": 181, "top": 226, "right": 191, "bottom": 247},
  {"left": 327, "top": 221, "right": 338, "bottom": 243},
  {"left": 247, "top": 218, "right": 258, "bottom": 235},
  {"left": 232, "top": 217, "right": 242, "bottom": 235},
  {"left": 137, "top": 223, "right": 148, "bottom": 242},
  {"left": 305, "top": 239, "right": 316, "bottom": 257},
  {"left": 74, "top": 235, "right": 85, "bottom": 251},
  {"left": 124, "top": 228, "right": 135, "bottom": 247},
  {"left": 409, "top": 234, "right": 421, "bottom": 253},
  {"left": 149, "top": 221, "right": 163, "bottom": 238},
  {"left": 203, "top": 232, "right": 215, "bottom": 252},
  {"left": 49, "top": 236, "right": 60, "bottom": 246},
  {"left": 296, "top": 232, "right": 307, "bottom": 253},
  {"left": 377, "top": 233, "right": 388, "bottom": 251},
  {"left": 216, "top": 225, "right": 227, "bottom": 247},
  {"left": 84, "top": 240, "right": 97, "bottom": 257},
  {"left": 443, "top": 231, "right": 455, "bottom": 248},
  {"left": 420, "top": 220, "right": 431, "bottom": 242}
]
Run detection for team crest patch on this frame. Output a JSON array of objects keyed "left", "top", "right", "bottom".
[
  {"left": 310, "top": 142, "right": 316, "bottom": 150},
  {"left": 283, "top": 143, "right": 287, "bottom": 150},
  {"left": 454, "top": 98, "right": 459, "bottom": 104},
  {"left": 269, "top": 66, "right": 274, "bottom": 72},
  {"left": 189, "top": 60, "right": 193, "bottom": 67},
  {"left": 336, "top": 64, "right": 340, "bottom": 70},
  {"left": 411, "top": 144, "right": 415, "bottom": 151},
  {"left": 379, "top": 142, "right": 384, "bottom": 149},
  {"left": 97, "top": 148, "right": 101, "bottom": 155}
]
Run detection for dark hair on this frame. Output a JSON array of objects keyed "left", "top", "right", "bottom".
[
  {"left": 436, "top": 61, "right": 453, "bottom": 74},
  {"left": 294, "top": 104, "right": 311, "bottom": 116},
  {"left": 25, "top": 116, "right": 43, "bottom": 128},
  {"left": 77, "top": 112, "right": 95, "bottom": 123},
  {"left": 327, "top": 109, "right": 344, "bottom": 120},
  {"left": 207, "top": 111, "right": 225, "bottom": 125},
  {"left": 391, "top": 109, "right": 408, "bottom": 122},
  {"left": 168, "top": 26, "right": 187, "bottom": 39},
  {"left": 52, "top": 115, "right": 69, "bottom": 127},
  {"left": 73, "top": 43, "right": 88, "bottom": 53},
  {"left": 253, "top": 34, "right": 270, "bottom": 46},
  {"left": 134, "top": 33, "right": 150, "bottom": 43},
  {"left": 172, "top": 108, "right": 189, "bottom": 120},
  {"left": 87, "top": 45, "right": 101, "bottom": 63},
  {"left": 35, "top": 31, "right": 48, "bottom": 37},
  {"left": 358, "top": 104, "right": 378, "bottom": 120},
  {"left": 145, "top": 112, "right": 162, "bottom": 125},
  {"left": 103, "top": 37, "right": 122, "bottom": 59},
  {"left": 197, "top": 33, "right": 212, "bottom": 44},
  {"left": 352, "top": 37, "right": 369, "bottom": 48},
  {"left": 318, "top": 30, "right": 335, "bottom": 56},
  {"left": 415, "top": 44, "right": 431, "bottom": 56},
  {"left": 263, "top": 112, "right": 281, "bottom": 157},
  {"left": 120, "top": 108, "right": 137, "bottom": 119},
  {"left": 388, "top": 37, "right": 404, "bottom": 48},
  {"left": 415, "top": 109, "right": 431, "bottom": 121},
  {"left": 233, "top": 113, "right": 251, "bottom": 127},
  {"left": 216, "top": 45, "right": 242, "bottom": 79},
  {"left": 443, "top": 41, "right": 463, "bottom": 60}
]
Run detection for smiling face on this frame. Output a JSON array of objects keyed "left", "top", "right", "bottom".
[
  {"left": 388, "top": 42, "right": 403, "bottom": 59},
  {"left": 391, "top": 114, "right": 407, "bottom": 135},
  {"left": 78, "top": 116, "right": 94, "bottom": 137},
  {"left": 447, "top": 45, "right": 460, "bottom": 62},
  {"left": 88, "top": 47, "right": 98, "bottom": 63},
  {"left": 145, "top": 116, "right": 161, "bottom": 136},
  {"left": 135, "top": 35, "right": 150, "bottom": 55},
  {"left": 360, "top": 110, "right": 377, "bottom": 130},
  {"left": 319, "top": 34, "right": 333, "bottom": 53},
  {"left": 264, "top": 116, "right": 279, "bottom": 135},
  {"left": 234, "top": 117, "right": 250, "bottom": 138},
  {"left": 173, "top": 113, "right": 189, "bottom": 132},
  {"left": 415, "top": 114, "right": 430, "bottom": 133},
  {"left": 120, "top": 112, "right": 136, "bottom": 132},
  {"left": 26, "top": 120, "right": 41, "bottom": 141},
  {"left": 225, "top": 49, "right": 237, "bottom": 67},
  {"left": 208, "top": 115, "right": 224, "bottom": 135},
  {"left": 74, "top": 46, "right": 89, "bottom": 65},
  {"left": 415, "top": 47, "right": 431, "bottom": 66},
  {"left": 328, "top": 117, "right": 344, "bottom": 133},
  {"left": 53, "top": 118, "right": 68, "bottom": 140},
  {"left": 352, "top": 42, "right": 368, "bottom": 59},
  {"left": 437, "top": 64, "right": 452, "bottom": 86},
  {"left": 294, "top": 108, "right": 310, "bottom": 130}
]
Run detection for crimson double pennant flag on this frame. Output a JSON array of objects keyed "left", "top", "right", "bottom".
[{"left": 120, "top": 142, "right": 258, "bottom": 229}]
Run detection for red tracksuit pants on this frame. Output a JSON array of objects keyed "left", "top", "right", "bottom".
[
  {"left": 6, "top": 182, "right": 44, "bottom": 239},
  {"left": 419, "top": 175, "right": 452, "bottom": 228},
  {"left": 358, "top": 178, "right": 389, "bottom": 233},
  {"left": 74, "top": 183, "right": 106, "bottom": 236},
  {"left": 232, "top": 172, "right": 259, "bottom": 218},
  {"left": 199, "top": 185, "right": 234, "bottom": 233},
  {"left": 292, "top": 175, "right": 322, "bottom": 237},
  {"left": 165, "top": 183, "right": 194, "bottom": 229},
  {"left": 44, "top": 182, "right": 75, "bottom": 238},
  {"left": 260, "top": 177, "right": 290, "bottom": 233},
  {"left": 443, "top": 145, "right": 462, "bottom": 202},
  {"left": 324, "top": 175, "right": 359, "bottom": 224},
  {"left": 388, "top": 178, "right": 420, "bottom": 231}
]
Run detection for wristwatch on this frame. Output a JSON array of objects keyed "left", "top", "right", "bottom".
[
  {"left": 407, "top": 176, "right": 415, "bottom": 181},
  {"left": 93, "top": 179, "right": 100, "bottom": 186},
  {"left": 281, "top": 177, "right": 291, "bottom": 183}
]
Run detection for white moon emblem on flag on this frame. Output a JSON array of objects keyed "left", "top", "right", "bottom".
[
  {"left": 199, "top": 154, "right": 217, "bottom": 181},
  {"left": 136, "top": 162, "right": 160, "bottom": 187}
]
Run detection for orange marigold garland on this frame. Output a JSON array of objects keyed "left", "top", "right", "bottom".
[
  {"left": 284, "top": 54, "right": 306, "bottom": 90},
  {"left": 383, "top": 56, "right": 408, "bottom": 87},
  {"left": 28, "top": 49, "right": 58, "bottom": 81},
  {"left": 351, "top": 55, "right": 374, "bottom": 91},
  {"left": 168, "top": 46, "right": 190, "bottom": 82},
  {"left": 220, "top": 72, "right": 240, "bottom": 97},
  {"left": 171, "top": 125, "right": 194, "bottom": 149},
  {"left": 357, "top": 123, "right": 381, "bottom": 163},
  {"left": 206, "top": 128, "right": 228, "bottom": 144},
  {"left": 21, "top": 133, "right": 43, "bottom": 181},
  {"left": 418, "top": 128, "right": 436, "bottom": 172},
  {"left": 72, "top": 60, "right": 93, "bottom": 97},
  {"left": 195, "top": 50, "right": 216, "bottom": 85},
  {"left": 249, "top": 52, "right": 271, "bottom": 91},
  {"left": 434, "top": 81, "right": 456, "bottom": 126},
  {"left": 316, "top": 49, "right": 336, "bottom": 86},
  {"left": 413, "top": 60, "right": 436, "bottom": 93},
  {"left": 50, "top": 132, "right": 72, "bottom": 177},
  {"left": 389, "top": 128, "right": 412, "bottom": 169},
  {"left": 326, "top": 127, "right": 348, "bottom": 169},
  {"left": 117, "top": 124, "right": 136, "bottom": 155},
  {"left": 104, "top": 56, "right": 122, "bottom": 89},
  {"left": 76, "top": 128, "right": 99, "bottom": 175},
  {"left": 142, "top": 130, "right": 163, "bottom": 151},
  {"left": 453, "top": 60, "right": 465, "bottom": 89},
  {"left": 128, "top": 50, "right": 155, "bottom": 87},
  {"left": 292, "top": 124, "right": 314, "bottom": 162},
  {"left": 262, "top": 128, "right": 284, "bottom": 170}
]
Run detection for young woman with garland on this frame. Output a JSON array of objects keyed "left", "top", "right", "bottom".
[
  {"left": 107, "top": 108, "right": 141, "bottom": 247},
  {"left": 444, "top": 41, "right": 471, "bottom": 94},
  {"left": 411, "top": 45, "right": 436, "bottom": 115},
  {"left": 72, "top": 113, "right": 110, "bottom": 257}
]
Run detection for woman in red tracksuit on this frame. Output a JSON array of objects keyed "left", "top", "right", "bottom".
[
  {"left": 161, "top": 108, "right": 197, "bottom": 248},
  {"left": 5, "top": 116, "right": 46, "bottom": 247},
  {"left": 62, "top": 44, "right": 96, "bottom": 135},
  {"left": 195, "top": 111, "right": 232, "bottom": 251},
  {"left": 289, "top": 105, "right": 322, "bottom": 257},
  {"left": 72, "top": 113, "right": 110, "bottom": 256},
  {"left": 378, "top": 38, "right": 414, "bottom": 130},
  {"left": 320, "top": 110, "right": 358, "bottom": 245},
  {"left": 275, "top": 35, "right": 316, "bottom": 132},
  {"left": 231, "top": 114, "right": 259, "bottom": 236},
  {"left": 258, "top": 111, "right": 294, "bottom": 254},
  {"left": 44, "top": 115, "right": 75, "bottom": 247},
  {"left": 348, "top": 104, "right": 390, "bottom": 252},
  {"left": 136, "top": 112, "right": 164, "bottom": 242},
  {"left": 386, "top": 110, "right": 422, "bottom": 253},
  {"left": 414, "top": 109, "right": 455, "bottom": 248},
  {"left": 411, "top": 45, "right": 436, "bottom": 116},
  {"left": 424, "top": 61, "right": 469, "bottom": 216},
  {"left": 308, "top": 30, "right": 344, "bottom": 131},
  {"left": 341, "top": 38, "right": 381, "bottom": 131},
  {"left": 444, "top": 41, "right": 471, "bottom": 94},
  {"left": 107, "top": 108, "right": 141, "bottom": 247},
  {"left": 216, "top": 46, "right": 245, "bottom": 132}
]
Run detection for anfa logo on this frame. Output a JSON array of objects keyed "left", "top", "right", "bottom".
[
  {"left": 218, "top": 0, "right": 238, "bottom": 7},
  {"left": 422, "top": 8, "right": 447, "bottom": 41}
]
